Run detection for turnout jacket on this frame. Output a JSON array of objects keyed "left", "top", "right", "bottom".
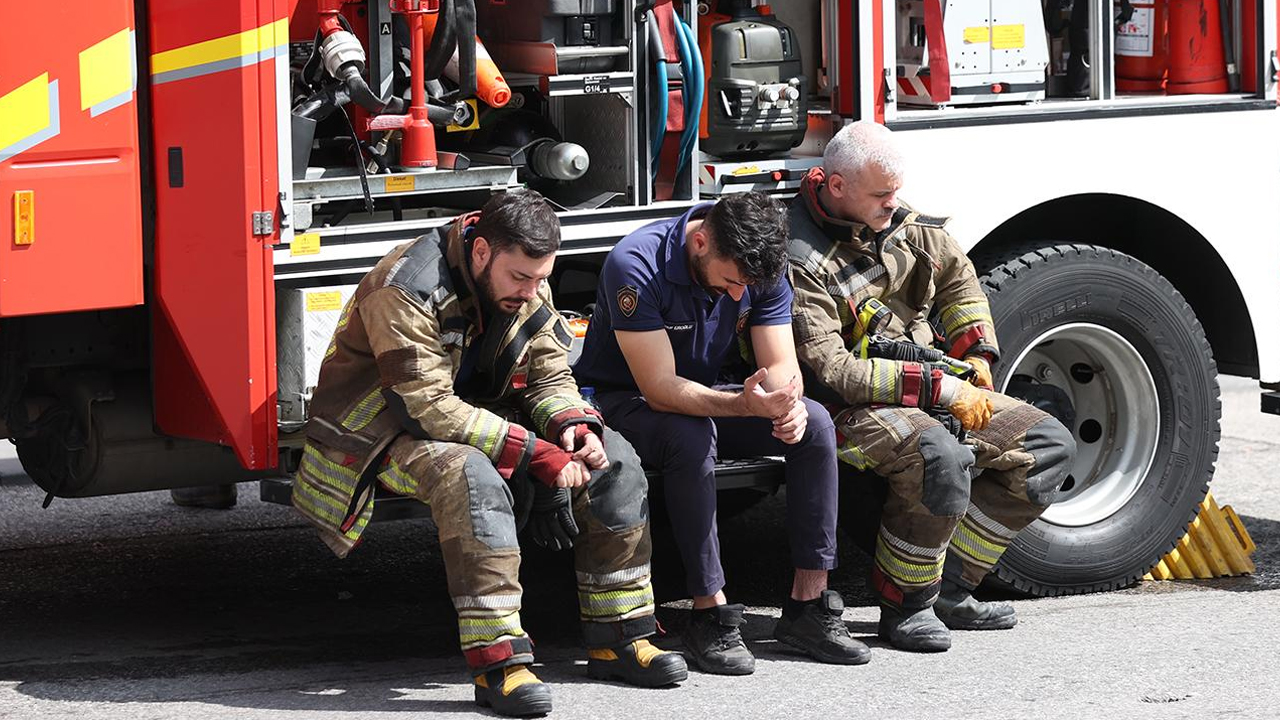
[
  {"left": 787, "top": 167, "right": 999, "bottom": 410},
  {"left": 293, "top": 213, "right": 601, "bottom": 557}
]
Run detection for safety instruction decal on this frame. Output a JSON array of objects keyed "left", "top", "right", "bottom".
[
  {"left": 385, "top": 175, "right": 415, "bottom": 193},
  {"left": 306, "top": 291, "right": 343, "bottom": 312},
  {"left": 962, "top": 26, "right": 990, "bottom": 44},
  {"left": 291, "top": 232, "right": 321, "bottom": 256},
  {"left": 991, "top": 25, "right": 1025, "bottom": 50}
]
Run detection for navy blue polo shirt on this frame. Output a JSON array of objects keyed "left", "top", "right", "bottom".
[{"left": 573, "top": 203, "right": 793, "bottom": 391}]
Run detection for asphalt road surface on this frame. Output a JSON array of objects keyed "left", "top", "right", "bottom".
[{"left": 0, "top": 376, "right": 1276, "bottom": 720}]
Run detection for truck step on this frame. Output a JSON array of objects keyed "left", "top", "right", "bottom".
[{"left": 259, "top": 457, "right": 786, "bottom": 520}]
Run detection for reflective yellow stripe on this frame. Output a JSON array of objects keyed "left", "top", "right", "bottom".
[
  {"left": 377, "top": 459, "right": 420, "bottom": 496},
  {"left": 869, "top": 358, "right": 898, "bottom": 404},
  {"left": 875, "top": 535, "right": 944, "bottom": 587},
  {"left": 949, "top": 521, "right": 1007, "bottom": 568},
  {"left": 300, "top": 444, "right": 360, "bottom": 495},
  {"left": 465, "top": 410, "right": 506, "bottom": 459},
  {"left": 151, "top": 18, "right": 287, "bottom": 82},
  {"left": 342, "top": 388, "right": 385, "bottom": 431},
  {"left": 578, "top": 585, "right": 655, "bottom": 619},
  {"left": 530, "top": 395, "right": 582, "bottom": 436},
  {"left": 79, "top": 28, "right": 135, "bottom": 115},
  {"left": 836, "top": 441, "right": 877, "bottom": 470},
  {"left": 294, "top": 481, "right": 368, "bottom": 540},
  {"left": 0, "top": 73, "right": 59, "bottom": 161},
  {"left": 940, "top": 301, "right": 993, "bottom": 337},
  {"left": 459, "top": 611, "right": 525, "bottom": 646}
]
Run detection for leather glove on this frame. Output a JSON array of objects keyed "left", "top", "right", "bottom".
[
  {"left": 527, "top": 484, "right": 578, "bottom": 551},
  {"left": 965, "top": 355, "right": 994, "bottom": 389},
  {"left": 948, "top": 381, "right": 993, "bottom": 431}
]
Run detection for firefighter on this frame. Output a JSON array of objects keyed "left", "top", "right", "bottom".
[
  {"left": 292, "top": 190, "right": 686, "bottom": 716},
  {"left": 575, "top": 192, "right": 871, "bottom": 674},
  {"left": 786, "top": 121, "right": 1077, "bottom": 652}
]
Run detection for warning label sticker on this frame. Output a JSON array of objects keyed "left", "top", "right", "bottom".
[
  {"left": 991, "top": 24, "right": 1025, "bottom": 50},
  {"left": 1116, "top": 7, "right": 1154, "bottom": 57},
  {"left": 306, "top": 291, "right": 343, "bottom": 312},
  {"left": 385, "top": 175, "right": 416, "bottom": 193},
  {"left": 291, "top": 232, "right": 321, "bottom": 256},
  {"left": 963, "top": 26, "right": 990, "bottom": 44}
]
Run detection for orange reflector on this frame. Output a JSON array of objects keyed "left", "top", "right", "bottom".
[
  {"left": 991, "top": 83, "right": 1004, "bottom": 94},
  {"left": 13, "top": 190, "right": 34, "bottom": 245}
]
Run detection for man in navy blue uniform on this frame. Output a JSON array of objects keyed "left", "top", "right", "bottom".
[{"left": 575, "top": 192, "right": 869, "bottom": 674}]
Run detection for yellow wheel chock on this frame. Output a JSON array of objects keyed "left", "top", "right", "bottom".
[{"left": 1144, "top": 492, "right": 1256, "bottom": 581}]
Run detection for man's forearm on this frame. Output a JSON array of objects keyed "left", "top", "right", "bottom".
[{"left": 643, "top": 376, "right": 747, "bottom": 417}]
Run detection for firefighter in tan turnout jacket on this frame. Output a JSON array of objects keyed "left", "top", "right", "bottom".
[
  {"left": 787, "top": 122, "right": 1077, "bottom": 652},
  {"left": 293, "top": 191, "right": 686, "bottom": 716}
]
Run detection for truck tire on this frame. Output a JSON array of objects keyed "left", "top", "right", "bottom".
[{"left": 978, "top": 243, "right": 1219, "bottom": 596}]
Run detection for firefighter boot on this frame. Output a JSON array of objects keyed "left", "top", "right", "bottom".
[
  {"left": 878, "top": 605, "right": 951, "bottom": 653},
  {"left": 933, "top": 580, "right": 1017, "bottom": 630},
  {"left": 773, "top": 590, "right": 871, "bottom": 665},
  {"left": 473, "top": 665, "right": 553, "bottom": 717},
  {"left": 682, "top": 603, "right": 756, "bottom": 675},
  {"left": 587, "top": 638, "right": 689, "bottom": 687}
]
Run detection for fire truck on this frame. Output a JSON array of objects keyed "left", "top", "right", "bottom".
[{"left": 2, "top": 0, "right": 1275, "bottom": 597}]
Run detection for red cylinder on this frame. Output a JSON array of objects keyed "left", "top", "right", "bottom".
[
  {"left": 1241, "top": 0, "right": 1257, "bottom": 92},
  {"left": 1167, "top": 0, "right": 1228, "bottom": 94},
  {"left": 1117, "top": 0, "right": 1169, "bottom": 92}
]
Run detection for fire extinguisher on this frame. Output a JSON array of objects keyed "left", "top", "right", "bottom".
[{"left": 1115, "top": 0, "right": 1168, "bottom": 92}]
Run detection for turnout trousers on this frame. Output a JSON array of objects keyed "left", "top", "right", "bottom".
[
  {"left": 596, "top": 390, "right": 840, "bottom": 598},
  {"left": 833, "top": 390, "right": 1076, "bottom": 608},
  {"left": 375, "top": 426, "right": 656, "bottom": 674}
]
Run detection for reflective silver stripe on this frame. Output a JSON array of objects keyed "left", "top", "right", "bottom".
[
  {"left": 873, "top": 407, "right": 914, "bottom": 439},
  {"left": 453, "top": 594, "right": 523, "bottom": 611},
  {"left": 576, "top": 564, "right": 652, "bottom": 588},
  {"left": 965, "top": 503, "right": 1017, "bottom": 540},
  {"left": 881, "top": 527, "right": 947, "bottom": 560},
  {"left": 828, "top": 264, "right": 885, "bottom": 297},
  {"left": 383, "top": 256, "right": 409, "bottom": 287}
]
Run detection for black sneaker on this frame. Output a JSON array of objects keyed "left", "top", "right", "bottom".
[
  {"left": 774, "top": 590, "right": 871, "bottom": 665},
  {"left": 933, "top": 582, "right": 1017, "bottom": 630},
  {"left": 682, "top": 603, "right": 756, "bottom": 675}
]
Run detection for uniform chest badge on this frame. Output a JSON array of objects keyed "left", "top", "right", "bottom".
[{"left": 617, "top": 285, "right": 639, "bottom": 317}]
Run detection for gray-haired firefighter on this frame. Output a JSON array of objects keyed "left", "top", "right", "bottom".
[
  {"left": 786, "top": 121, "right": 1077, "bottom": 652},
  {"left": 292, "top": 190, "right": 686, "bottom": 716}
]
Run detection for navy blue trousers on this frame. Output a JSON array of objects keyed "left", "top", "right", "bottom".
[{"left": 595, "top": 390, "right": 839, "bottom": 597}]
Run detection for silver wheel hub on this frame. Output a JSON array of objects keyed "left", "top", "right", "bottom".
[{"left": 1000, "top": 323, "right": 1159, "bottom": 528}]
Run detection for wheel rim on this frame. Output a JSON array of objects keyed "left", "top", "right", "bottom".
[{"left": 999, "top": 323, "right": 1159, "bottom": 528}]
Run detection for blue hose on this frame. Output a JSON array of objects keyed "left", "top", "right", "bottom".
[
  {"left": 647, "top": 10, "right": 668, "bottom": 185},
  {"left": 675, "top": 16, "right": 704, "bottom": 180}
]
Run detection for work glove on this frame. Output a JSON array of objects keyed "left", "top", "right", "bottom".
[
  {"left": 527, "top": 484, "right": 578, "bottom": 551},
  {"left": 948, "top": 381, "right": 993, "bottom": 431},
  {"left": 965, "top": 355, "right": 994, "bottom": 389}
]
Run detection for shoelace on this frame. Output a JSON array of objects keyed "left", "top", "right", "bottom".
[
  {"left": 710, "top": 624, "right": 746, "bottom": 652},
  {"left": 819, "top": 610, "right": 851, "bottom": 638}
]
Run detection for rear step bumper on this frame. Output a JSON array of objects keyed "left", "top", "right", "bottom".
[{"left": 259, "top": 457, "right": 785, "bottom": 520}]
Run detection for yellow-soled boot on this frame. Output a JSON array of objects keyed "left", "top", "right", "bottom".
[
  {"left": 473, "top": 665, "right": 553, "bottom": 717},
  {"left": 587, "top": 638, "right": 688, "bottom": 687}
]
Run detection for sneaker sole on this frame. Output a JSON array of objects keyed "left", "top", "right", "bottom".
[
  {"left": 587, "top": 661, "right": 690, "bottom": 687},
  {"left": 774, "top": 631, "right": 871, "bottom": 665},
  {"left": 474, "top": 688, "right": 553, "bottom": 717}
]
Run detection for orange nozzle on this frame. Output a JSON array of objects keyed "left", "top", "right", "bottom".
[{"left": 423, "top": 14, "right": 512, "bottom": 108}]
